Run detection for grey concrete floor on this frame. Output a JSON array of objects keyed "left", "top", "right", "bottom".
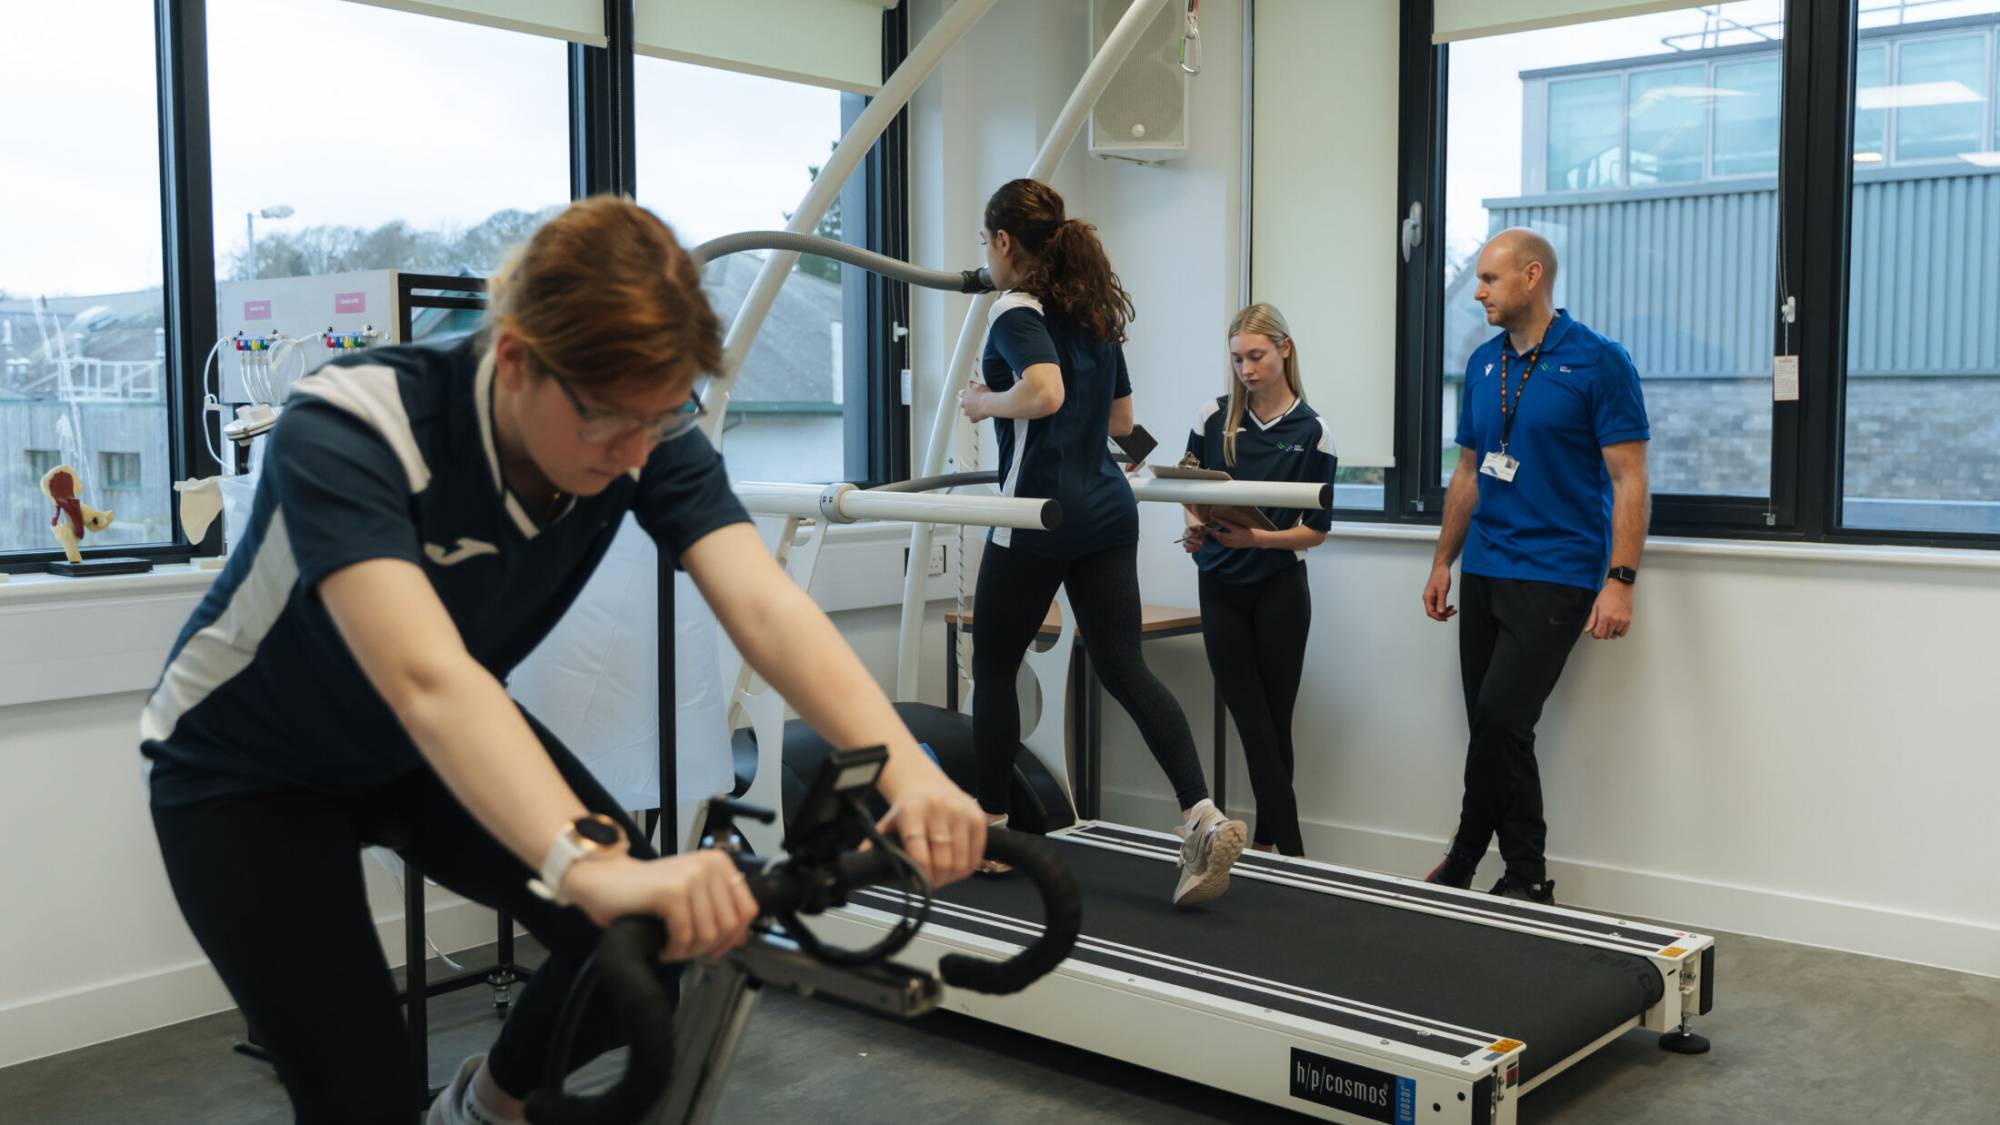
[{"left": 5, "top": 923, "right": 1995, "bottom": 1124}]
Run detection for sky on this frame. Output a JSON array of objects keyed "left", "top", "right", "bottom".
[
  {"left": 1, "top": 0, "right": 843, "bottom": 297},
  {"left": 3, "top": 0, "right": 1995, "bottom": 298}
]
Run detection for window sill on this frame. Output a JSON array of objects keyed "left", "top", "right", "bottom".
[
  {"left": 0, "top": 564, "right": 221, "bottom": 709},
  {"left": 0, "top": 562, "right": 221, "bottom": 607},
  {"left": 1327, "top": 522, "right": 2000, "bottom": 572}
]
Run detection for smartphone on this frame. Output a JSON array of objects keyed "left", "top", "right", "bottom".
[{"left": 1109, "top": 424, "right": 1158, "bottom": 467}]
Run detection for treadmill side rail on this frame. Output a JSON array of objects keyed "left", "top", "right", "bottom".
[{"left": 816, "top": 903, "right": 1525, "bottom": 1124}]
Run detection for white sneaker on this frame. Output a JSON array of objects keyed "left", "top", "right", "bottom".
[
  {"left": 1172, "top": 803, "right": 1248, "bottom": 907},
  {"left": 427, "top": 1054, "right": 524, "bottom": 1125}
]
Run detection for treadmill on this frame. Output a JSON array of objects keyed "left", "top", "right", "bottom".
[{"left": 813, "top": 817, "right": 1714, "bottom": 1124}]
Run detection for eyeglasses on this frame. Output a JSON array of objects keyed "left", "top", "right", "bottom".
[{"left": 545, "top": 365, "right": 707, "bottom": 445}]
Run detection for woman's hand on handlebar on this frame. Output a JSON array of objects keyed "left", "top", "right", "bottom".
[
  {"left": 876, "top": 773, "right": 987, "bottom": 888},
  {"left": 563, "top": 851, "right": 759, "bottom": 962}
]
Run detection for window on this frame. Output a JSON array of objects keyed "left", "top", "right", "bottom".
[
  {"left": 25, "top": 450, "right": 62, "bottom": 488},
  {"left": 101, "top": 452, "right": 143, "bottom": 491},
  {"left": 1844, "top": 7, "right": 2000, "bottom": 535},
  {"left": 1628, "top": 64, "right": 1706, "bottom": 185},
  {"left": 635, "top": 56, "right": 852, "bottom": 485},
  {"left": 205, "top": 0, "right": 569, "bottom": 403},
  {"left": 0, "top": 1, "right": 171, "bottom": 553},
  {"left": 1713, "top": 56, "right": 1782, "bottom": 176},
  {"left": 1547, "top": 75, "right": 1625, "bottom": 190},
  {"left": 1855, "top": 44, "right": 1889, "bottom": 162},
  {"left": 1893, "top": 34, "right": 1988, "bottom": 162},
  {"left": 1440, "top": 1, "right": 1784, "bottom": 504}
]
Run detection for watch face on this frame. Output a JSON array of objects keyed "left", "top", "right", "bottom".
[{"left": 576, "top": 815, "right": 623, "bottom": 847}]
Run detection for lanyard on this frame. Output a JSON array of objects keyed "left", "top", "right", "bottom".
[{"left": 1498, "top": 341, "right": 1544, "bottom": 453}]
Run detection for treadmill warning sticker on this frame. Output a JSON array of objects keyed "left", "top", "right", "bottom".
[{"left": 1289, "top": 1048, "right": 1417, "bottom": 1124}]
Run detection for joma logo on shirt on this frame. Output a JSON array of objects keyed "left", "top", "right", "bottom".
[{"left": 424, "top": 537, "right": 499, "bottom": 566}]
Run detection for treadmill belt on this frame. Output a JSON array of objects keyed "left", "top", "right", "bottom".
[{"left": 904, "top": 837, "right": 1663, "bottom": 1083}]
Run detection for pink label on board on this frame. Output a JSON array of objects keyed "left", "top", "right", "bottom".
[
  {"left": 243, "top": 300, "right": 272, "bottom": 321},
  {"left": 334, "top": 292, "right": 366, "bottom": 314}
]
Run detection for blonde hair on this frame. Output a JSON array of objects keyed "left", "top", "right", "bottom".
[
  {"left": 1222, "top": 303, "right": 1304, "bottom": 467},
  {"left": 486, "top": 196, "right": 721, "bottom": 391}
]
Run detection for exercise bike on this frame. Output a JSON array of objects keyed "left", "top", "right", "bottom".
[{"left": 526, "top": 745, "right": 1082, "bottom": 1125}]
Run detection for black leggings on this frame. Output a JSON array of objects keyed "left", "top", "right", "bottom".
[
  {"left": 972, "top": 541, "right": 1207, "bottom": 816},
  {"left": 1198, "top": 562, "right": 1311, "bottom": 855},
  {"left": 1452, "top": 573, "right": 1595, "bottom": 883},
  {"left": 150, "top": 710, "right": 655, "bottom": 1124}
]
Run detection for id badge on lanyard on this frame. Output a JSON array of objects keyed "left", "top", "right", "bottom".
[{"left": 1481, "top": 343, "right": 1542, "bottom": 485}]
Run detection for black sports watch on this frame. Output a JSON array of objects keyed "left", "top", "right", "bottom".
[{"left": 1607, "top": 566, "right": 1637, "bottom": 586}]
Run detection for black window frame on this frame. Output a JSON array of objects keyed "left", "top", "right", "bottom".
[
  {"left": 1389, "top": 0, "right": 2000, "bottom": 551},
  {"left": 1, "top": 0, "right": 909, "bottom": 573}
]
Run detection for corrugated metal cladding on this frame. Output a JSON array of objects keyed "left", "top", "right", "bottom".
[{"left": 1488, "top": 171, "right": 2000, "bottom": 379}]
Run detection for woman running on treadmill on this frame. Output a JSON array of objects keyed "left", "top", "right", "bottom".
[
  {"left": 1180, "top": 303, "right": 1336, "bottom": 859},
  {"left": 142, "top": 197, "right": 988, "bottom": 1125},
  {"left": 957, "top": 178, "right": 1246, "bottom": 906}
]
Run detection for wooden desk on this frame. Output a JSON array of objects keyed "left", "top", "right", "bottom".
[{"left": 944, "top": 603, "right": 1229, "bottom": 817}]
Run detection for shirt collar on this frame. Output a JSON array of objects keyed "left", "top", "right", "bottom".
[
  {"left": 1501, "top": 308, "right": 1575, "bottom": 357},
  {"left": 474, "top": 343, "right": 568, "bottom": 540},
  {"left": 1247, "top": 397, "right": 1299, "bottom": 431}
]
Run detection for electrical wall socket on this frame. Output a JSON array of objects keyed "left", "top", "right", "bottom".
[{"left": 928, "top": 544, "right": 948, "bottom": 577}]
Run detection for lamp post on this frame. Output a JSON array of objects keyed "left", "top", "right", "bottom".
[{"left": 245, "top": 204, "right": 294, "bottom": 279}]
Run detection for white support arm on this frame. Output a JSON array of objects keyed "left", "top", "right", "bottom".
[{"left": 700, "top": 0, "right": 1002, "bottom": 444}]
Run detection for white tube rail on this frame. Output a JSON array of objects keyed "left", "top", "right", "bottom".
[
  {"left": 735, "top": 481, "right": 1057, "bottom": 531},
  {"left": 1130, "top": 478, "right": 1331, "bottom": 510}
]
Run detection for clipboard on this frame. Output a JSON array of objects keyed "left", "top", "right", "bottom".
[{"left": 1149, "top": 463, "right": 1278, "bottom": 531}]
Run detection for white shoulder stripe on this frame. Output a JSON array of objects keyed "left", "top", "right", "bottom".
[
  {"left": 291, "top": 363, "right": 432, "bottom": 493},
  {"left": 988, "top": 290, "right": 1045, "bottom": 325},
  {"left": 141, "top": 507, "right": 300, "bottom": 744},
  {"left": 1194, "top": 397, "right": 1222, "bottom": 434},
  {"left": 1316, "top": 416, "right": 1337, "bottom": 457}
]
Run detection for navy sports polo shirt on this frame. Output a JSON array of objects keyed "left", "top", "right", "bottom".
[
  {"left": 979, "top": 292, "right": 1137, "bottom": 558},
  {"left": 1455, "top": 309, "right": 1650, "bottom": 592},
  {"left": 140, "top": 333, "right": 748, "bottom": 806},
  {"left": 1184, "top": 395, "right": 1338, "bottom": 585}
]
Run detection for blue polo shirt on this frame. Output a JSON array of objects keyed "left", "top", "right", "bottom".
[
  {"left": 980, "top": 292, "right": 1137, "bottom": 558},
  {"left": 1455, "top": 309, "right": 1649, "bottom": 592},
  {"left": 140, "top": 333, "right": 750, "bottom": 806},
  {"left": 1183, "top": 395, "right": 1337, "bottom": 585}
]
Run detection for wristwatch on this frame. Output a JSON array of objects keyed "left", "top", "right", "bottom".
[
  {"left": 1607, "top": 566, "right": 1638, "bottom": 586},
  {"left": 527, "top": 813, "right": 628, "bottom": 906}
]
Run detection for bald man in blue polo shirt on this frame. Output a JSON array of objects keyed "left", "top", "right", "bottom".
[{"left": 1419, "top": 228, "right": 1651, "bottom": 906}]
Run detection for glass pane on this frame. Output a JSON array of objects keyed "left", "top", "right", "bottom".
[
  {"left": 1854, "top": 44, "right": 1889, "bottom": 162},
  {"left": 0, "top": 2, "right": 171, "bottom": 553},
  {"left": 1444, "top": 0, "right": 1784, "bottom": 499},
  {"left": 1844, "top": 6, "right": 2000, "bottom": 534},
  {"left": 207, "top": 0, "right": 569, "bottom": 403},
  {"left": 1894, "top": 35, "right": 1988, "bottom": 162},
  {"left": 1628, "top": 64, "right": 1707, "bottom": 185},
  {"left": 1547, "top": 76, "right": 1625, "bottom": 190},
  {"left": 637, "top": 58, "right": 848, "bottom": 485},
  {"left": 1713, "top": 56, "right": 1783, "bottom": 176}
]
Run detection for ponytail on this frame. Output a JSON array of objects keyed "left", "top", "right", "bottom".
[{"left": 984, "top": 180, "right": 1135, "bottom": 344}]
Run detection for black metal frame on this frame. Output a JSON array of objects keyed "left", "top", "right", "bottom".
[
  {"left": 843, "top": 0, "right": 915, "bottom": 484},
  {"left": 571, "top": 0, "right": 637, "bottom": 199},
  {"left": 395, "top": 272, "right": 489, "bottom": 341},
  {"left": 1391, "top": 0, "right": 1999, "bottom": 551}
]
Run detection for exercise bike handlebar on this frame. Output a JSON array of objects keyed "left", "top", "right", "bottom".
[{"left": 526, "top": 828, "right": 1079, "bottom": 1125}]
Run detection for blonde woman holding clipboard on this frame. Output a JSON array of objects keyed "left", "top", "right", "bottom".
[{"left": 1181, "top": 304, "right": 1337, "bottom": 857}]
